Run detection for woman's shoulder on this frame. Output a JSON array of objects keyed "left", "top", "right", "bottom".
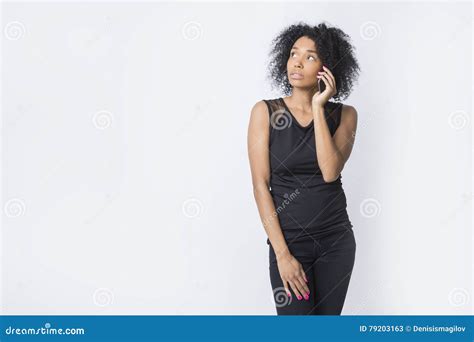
[
  {"left": 327, "top": 101, "right": 357, "bottom": 116},
  {"left": 249, "top": 99, "right": 273, "bottom": 124},
  {"left": 262, "top": 97, "right": 281, "bottom": 102},
  {"left": 336, "top": 102, "right": 358, "bottom": 131},
  {"left": 251, "top": 99, "right": 270, "bottom": 115},
  {"left": 253, "top": 97, "right": 283, "bottom": 116},
  {"left": 340, "top": 103, "right": 358, "bottom": 120}
]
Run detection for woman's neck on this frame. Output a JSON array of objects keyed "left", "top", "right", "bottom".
[{"left": 286, "top": 88, "right": 317, "bottom": 112}]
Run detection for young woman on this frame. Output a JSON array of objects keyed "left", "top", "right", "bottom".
[{"left": 247, "top": 22, "right": 360, "bottom": 315}]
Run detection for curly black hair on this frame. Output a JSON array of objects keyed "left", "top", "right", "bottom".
[{"left": 266, "top": 21, "right": 360, "bottom": 101}]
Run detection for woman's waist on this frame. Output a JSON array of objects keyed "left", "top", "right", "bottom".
[
  {"left": 270, "top": 180, "right": 344, "bottom": 197},
  {"left": 270, "top": 184, "right": 349, "bottom": 229},
  {"left": 270, "top": 172, "right": 342, "bottom": 191},
  {"left": 276, "top": 207, "right": 352, "bottom": 234},
  {"left": 271, "top": 189, "right": 348, "bottom": 214}
]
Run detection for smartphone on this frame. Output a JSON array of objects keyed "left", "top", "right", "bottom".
[{"left": 318, "top": 77, "right": 326, "bottom": 93}]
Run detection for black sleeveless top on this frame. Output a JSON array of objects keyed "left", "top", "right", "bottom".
[{"left": 263, "top": 97, "right": 353, "bottom": 244}]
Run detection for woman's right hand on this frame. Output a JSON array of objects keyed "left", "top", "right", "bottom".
[{"left": 276, "top": 250, "right": 310, "bottom": 300}]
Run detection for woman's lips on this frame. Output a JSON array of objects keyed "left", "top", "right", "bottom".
[{"left": 290, "top": 73, "right": 304, "bottom": 80}]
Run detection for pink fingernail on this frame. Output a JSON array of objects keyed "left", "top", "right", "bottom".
[{"left": 297, "top": 295, "right": 302, "bottom": 300}]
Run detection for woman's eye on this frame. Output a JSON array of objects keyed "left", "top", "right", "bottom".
[
  {"left": 290, "top": 52, "right": 317, "bottom": 60},
  {"left": 290, "top": 51, "right": 317, "bottom": 61}
]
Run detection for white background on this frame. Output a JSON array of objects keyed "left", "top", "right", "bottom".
[{"left": 1, "top": 1, "right": 472, "bottom": 314}]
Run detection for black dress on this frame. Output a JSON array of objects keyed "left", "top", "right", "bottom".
[
  {"left": 263, "top": 97, "right": 353, "bottom": 244},
  {"left": 263, "top": 97, "right": 356, "bottom": 315}
]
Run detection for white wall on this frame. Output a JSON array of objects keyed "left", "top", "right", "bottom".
[{"left": 1, "top": 1, "right": 472, "bottom": 315}]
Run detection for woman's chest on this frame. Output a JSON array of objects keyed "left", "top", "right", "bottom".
[{"left": 269, "top": 129, "right": 318, "bottom": 174}]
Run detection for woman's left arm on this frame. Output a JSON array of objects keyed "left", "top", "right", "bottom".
[{"left": 313, "top": 104, "right": 358, "bottom": 182}]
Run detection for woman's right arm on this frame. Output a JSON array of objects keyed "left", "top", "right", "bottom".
[{"left": 247, "top": 100, "right": 310, "bottom": 300}]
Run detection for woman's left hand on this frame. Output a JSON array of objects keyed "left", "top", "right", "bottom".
[{"left": 312, "top": 65, "right": 337, "bottom": 109}]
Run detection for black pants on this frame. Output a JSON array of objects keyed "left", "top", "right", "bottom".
[{"left": 269, "top": 227, "right": 356, "bottom": 315}]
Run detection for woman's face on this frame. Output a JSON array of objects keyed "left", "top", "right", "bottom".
[{"left": 286, "top": 36, "right": 323, "bottom": 90}]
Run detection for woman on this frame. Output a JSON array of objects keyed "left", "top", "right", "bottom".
[{"left": 247, "top": 22, "right": 360, "bottom": 315}]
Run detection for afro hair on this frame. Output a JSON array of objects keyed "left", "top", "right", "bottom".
[{"left": 267, "top": 21, "right": 360, "bottom": 101}]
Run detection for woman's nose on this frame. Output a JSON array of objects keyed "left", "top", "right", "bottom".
[{"left": 294, "top": 60, "right": 303, "bottom": 68}]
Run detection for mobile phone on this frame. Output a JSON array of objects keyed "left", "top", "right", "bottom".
[{"left": 318, "top": 77, "right": 326, "bottom": 93}]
